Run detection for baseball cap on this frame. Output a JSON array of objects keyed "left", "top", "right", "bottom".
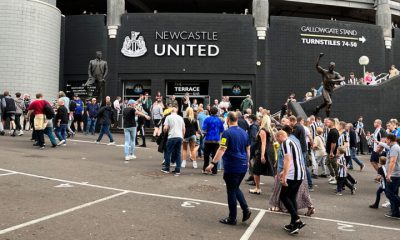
[{"left": 128, "top": 100, "right": 136, "bottom": 105}]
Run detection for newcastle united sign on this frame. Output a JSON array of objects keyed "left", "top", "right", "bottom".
[{"left": 122, "top": 30, "right": 220, "bottom": 58}]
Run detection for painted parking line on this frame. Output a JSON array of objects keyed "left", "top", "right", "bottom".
[
  {"left": 68, "top": 139, "right": 150, "bottom": 149},
  {"left": 0, "top": 191, "right": 129, "bottom": 235},
  {"left": 0, "top": 172, "right": 17, "bottom": 177},
  {"left": 0, "top": 167, "right": 399, "bottom": 233},
  {"left": 240, "top": 210, "right": 266, "bottom": 240}
]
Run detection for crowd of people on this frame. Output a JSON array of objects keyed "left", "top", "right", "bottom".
[{"left": 1, "top": 89, "right": 400, "bottom": 235}]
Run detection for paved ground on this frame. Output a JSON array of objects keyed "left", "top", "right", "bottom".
[{"left": 0, "top": 133, "right": 399, "bottom": 240}]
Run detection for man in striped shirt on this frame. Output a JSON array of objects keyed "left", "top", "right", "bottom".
[{"left": 277, "top": 130, "right": 306, "bottom": 235}]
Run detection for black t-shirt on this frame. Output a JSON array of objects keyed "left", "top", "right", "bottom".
[
  {"left": 123, "top": 108, "right": 136, "bottom": 128},
  {"left": 184, "top": 118, "right": 198, "bottom": 138},
  {"left": 293, "top": 124, "right": 307, "bottom": 153},
  {"left": 56, "top": 105, "right": 69, "bottom": 124},
  {"left": 348, "top": 128, "right": 357, "bottom": 148},
  {"left": 183, "top": 118, "right": 199, "bottom": 138},
  {"left": 69, "top": 101, "right": 77, "bottom": 112},
  {"left": 238, "top": 117, "right": 249, "bottom": 132},
  {"left": 326, "top": 128, "right": 339, "bottom": 154}
]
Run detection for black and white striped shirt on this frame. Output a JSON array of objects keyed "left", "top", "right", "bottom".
[
  {"left": 323, "top": 126, "right": 329, "bottom": 142},
  {"left": 311, "top": 121, "right": 324, "bottom": 139},
  {"left": 338, "top": 131, "right": 350, "bottom": 156},
  {"left": 281, "top": 138, "right": 305, "bottom": 181},
  {"left": 337, "top": 155, "right": 347, "bottom": 178}
]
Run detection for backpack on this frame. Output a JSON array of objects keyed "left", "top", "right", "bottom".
[{"left": 44, "top": 104, "right": 55, "bottom": 120}]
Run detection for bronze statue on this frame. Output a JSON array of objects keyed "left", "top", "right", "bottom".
[
  {"left": 314, "top": 53, "right": 345, "bottom": 117},
  {"left": 85, "top": 51, "right": 108, "bottom": 100}
]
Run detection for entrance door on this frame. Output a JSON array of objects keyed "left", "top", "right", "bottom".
[
  {"left": 222, "top": 81, "right": 252, "bottom": 110},
  {"left": 123, "top": 80, "right": 151, "bottom": 102}
]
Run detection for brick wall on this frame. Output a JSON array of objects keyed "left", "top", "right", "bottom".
[{"left": 0, "top": 0, "right": 61, "bottom": 101}]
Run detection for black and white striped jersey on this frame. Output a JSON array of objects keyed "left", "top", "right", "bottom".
[
  {"left": 338, "top": 131, "right": 350, "bottom": 156},
  {"left": 337, "top": 155, "right": 347, "bottom": 178},
  {"left": 281, "top": 138, "right": 305, "bottom": 181}
]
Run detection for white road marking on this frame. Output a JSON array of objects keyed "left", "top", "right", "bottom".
[
  {"left": 337, "top": 223, "right": 355, "bottom": 232},
  {"left": 240, "top": 210, "right": 266, "bottom": 240},
  {"left": 0, "top": 191, "right": 128, "bottom": 235},
  {"left": 0, "top": 167, "right": 400, "bottom": 232},
  {"left": 181, "top": 201, "right": 200, "bottom": 208},
  {"left": 0, "top": 172, "right": 17, "bottom": 177},
  {"left": 68, "top": 139, "right": 150, "bottom": 149},
  {"left": 54, "top": 183, "right": 74, "bottom": 188}
]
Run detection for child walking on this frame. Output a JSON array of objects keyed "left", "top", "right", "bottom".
[
  {"left": 336, "top": 147, "right": 356, "bottom": 196},
  {"left": 369, "top": 156, "right": 387, "bottom": 208}
]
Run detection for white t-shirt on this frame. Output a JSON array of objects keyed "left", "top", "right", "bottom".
[
  {"left": 303, "top": 126, "right": 311, "bottom": 144},
  {"left": 165, "top": 113, "right": 185, "bottom": 139}
]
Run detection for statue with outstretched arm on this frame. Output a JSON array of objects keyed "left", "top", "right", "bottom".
[{"left": 313, "top": 53, "right": 345, "bottom": 117}]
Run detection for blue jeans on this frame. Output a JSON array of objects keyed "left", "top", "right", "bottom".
[
  {"left": 44, "top": 127, "right": 57, "bottom": 146},
  {"left": 198, "top": 136, "right": 205, "bottom": 157},
  {"left": 385, "top": 176, "right": 400, "bottom": 216},
  {"left": 349, "top": 147, "right": 364, "bottom": 168},
  {"left": 86, "top": 118, "right": 96, "bottom": 135},
  {"left": 55, "top": 124, "right": 67, "bottom": 142},
  {"left": 124, "top": 127, "right": 137, "bottom": 157},
  {"left": 223, "top": 172, "right": 249, "bottom": 220},
  {"left": 303, "top": 152, "right": 313, "bottom": 188},
  {"left": 164, "top": 138, "right": 183, "bottom": 172},
  {"left": 97, "top": 123, "right": 114, "bottom": 142}
]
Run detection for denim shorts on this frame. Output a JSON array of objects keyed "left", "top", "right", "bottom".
[{"left": 184, "top": 135, "right": 196, "bottom": 143}]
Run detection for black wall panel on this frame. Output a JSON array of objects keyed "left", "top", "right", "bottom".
[
  {"left": 267, "top": 16, "right": 386, "bottom": 112},
  {"left": 64, "top": 15, "right": 107, "bottom": 76},
  {"left": 117, "top": 13, "right": 257, "bottom": 75}
]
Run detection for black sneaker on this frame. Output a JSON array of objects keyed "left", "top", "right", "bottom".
[
  {"left": 369, "top": 204, "right": 378, "bottom": 209},
  {"left": 219, "top": 217, "right": 237, "bottom": 225},
  {"left": 319, "top": 174, "right": 328, "bottom": 178},
  {"left": 0, "top": 131, "right": 5, "bottom": 136},
  {"left": 385, "top": 213, "right": 400, "bottom": 219},
  {"left": 160, "top": 168, "right": 170, "bottom": 174},
  {"left": 283, "top": 224, "right": 299, "bottom": 234},
  {"left": 295, "top": 219, "right": 306, "bottom": 230},
  {"left": 242, "top": 209, "right": 252, "bottom": 222},
  {"left": 172, "top": 170, "right": 180, "bottom": 176}
]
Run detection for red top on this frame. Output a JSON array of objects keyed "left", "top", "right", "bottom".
[{"left": 28, "top": 99, "right": 49, "bottom": 115}]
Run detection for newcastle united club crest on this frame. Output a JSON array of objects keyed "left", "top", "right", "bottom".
[{"left": 121, "top": 31, "right": 147, "bottom": 57}]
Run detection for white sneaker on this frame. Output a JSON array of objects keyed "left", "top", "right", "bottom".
[
  {"left": 382, "top": 201, "right": 391, "bottom": 208},
  {"left": 95, "top": 141, "right": 100, "bottom": 144},
  {"left": 328, "top": 176, "right": 335, "bottom": 182},
  {"left": 193, "top": 161, "right": 198, "bottom": 169},
  {"left": 171, "top": 163, "right": 177, "bottom": 167},
  {"left": 107, "top": 142, "right": 116, "bottom": 146},
  {"left": 18, "top": 130, "right": 23, "bottom": 136},
  {"left": 57, "top": 140, "right": 66, "bottom": 146},
  {"left": 181, "top": 160, "right": 186, "bottom": 168},
  {"left": 129, "top": 155, "right": 137, "bottom": 160},
  {"left": 329, "top": 179, "right": 337, "bottom": 185},
  {"left": 125, "top": 156, "right": 130, "bottom": 161}
]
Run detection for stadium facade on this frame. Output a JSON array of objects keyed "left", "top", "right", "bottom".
[{"left": 1, "top": 0, "right": 400, "bottom": 111}]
